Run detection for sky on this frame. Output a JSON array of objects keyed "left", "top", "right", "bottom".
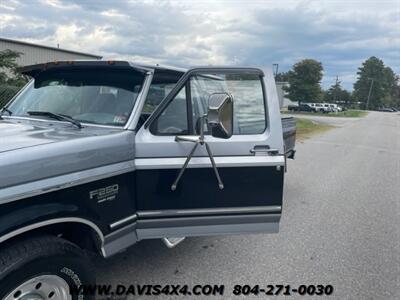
[{"left": 0, "top": 0, "right": 399, "bottom": 90}]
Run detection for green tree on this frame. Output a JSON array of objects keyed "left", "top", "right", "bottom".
[
  {"left": 0, "top": 50, "right": 20, "bottom": 82},
  {"left": 284, "top": 59, "right": 323, "bottom": 105},
  {"left": 383, "top": 72, "right": 400, "bottom": 109},
  {"left": 353, "top": 56, "right": 397, "bottom": 110},
  {"left": 0, "top": 49, "right": 28, "bottom": 86},
  {"left": 324, "top": 78, "right": 341, "bottom": 103},
  {"left": 275, "top": 71, "right": 289, "bottom": 82},
  {"left": 389, "top": 75, "right": 400, "bottom": 109},
  {"left": 339, "top": 89, "right": 352, "bottom": 107},
  {"left": 323, "top": 78, "right": 352, "bottom": 107},
  {"left": 0, "top": 49, "right": 28, "bottom": 107}
]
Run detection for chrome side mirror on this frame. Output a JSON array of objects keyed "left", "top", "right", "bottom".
[
  {"left": 207, "top": 93, "right": 233, "bottom": 139},
  {"left": 171, "top": 93, "right": 233, "bottom": 191}
]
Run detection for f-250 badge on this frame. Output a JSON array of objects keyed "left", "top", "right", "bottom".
[{"left": 89, "top": 184, "right": 119, "bottom": 203}]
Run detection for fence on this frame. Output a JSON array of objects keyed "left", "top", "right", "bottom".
[{"left": 0, "top": 84, "right": 20, "bottom": 108}]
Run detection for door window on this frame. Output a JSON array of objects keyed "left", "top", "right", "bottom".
[
  {"left": 143, "top": 83, "right": 176, "bottom": 114},
  {"left": 149, "top": 72, "right": 266, "bottom": 136},
  {"left": 151, "top": 87, "right": 188, "bottom": 135},
  {"left": 190, "top": 73, "right": 266, "bottom": 134}
]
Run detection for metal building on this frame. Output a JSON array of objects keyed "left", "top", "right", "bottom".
[
  {"left": 0, "top": 37, "right": 102, "bottom": 66},
  {"left": 276, "top": 81, "right": 296, "bottom": 108}
]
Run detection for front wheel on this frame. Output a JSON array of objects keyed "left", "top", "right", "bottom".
[{"left": 0, "top": 235, "right": 95, "bottom": 300}]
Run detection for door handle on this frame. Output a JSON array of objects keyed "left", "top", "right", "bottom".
[{"left": 250, "top": 145, "right": 279, "bottom": 155}]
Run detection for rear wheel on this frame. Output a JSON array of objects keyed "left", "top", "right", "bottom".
[{"left": 0, "top": 235, "right": 95, "bottom": 300}]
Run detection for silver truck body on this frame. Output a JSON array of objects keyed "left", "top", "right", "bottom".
[{"left": 0, "top": 61, "right": 293, "bottom": 258}]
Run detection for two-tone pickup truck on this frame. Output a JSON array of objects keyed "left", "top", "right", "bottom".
[{"left": 0, "top": 61, "right": 295, "bottom": 299}]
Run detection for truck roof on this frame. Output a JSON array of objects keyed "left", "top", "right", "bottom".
[
  {"left": 20, "top": 60, "right": 187, "bottom": 77},
  {"left": 20, "top": 60, "right": 264, "bottom": 78}
]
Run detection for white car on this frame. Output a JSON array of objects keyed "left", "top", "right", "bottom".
[
  {"left": 308, "top": 103, "right": 330, "bottom": 113},
  {"left": 328, "top": 104, "right": 342, "bottom": 112}
]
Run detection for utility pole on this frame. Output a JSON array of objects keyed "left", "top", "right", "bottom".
[
  {"left": 366, "top": 78, "right": 374, "bottom": 110},
  {"left": 273, "top": 64, "right": 279, "bottom": 78},
  {"left": 333, "top": 76, "right": 339, "bottom": 103}
]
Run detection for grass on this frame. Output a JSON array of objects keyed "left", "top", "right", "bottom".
[
  {"left": 283, "top": 109, "right": 368, "bottom": 118},
  {"left": 295, "top": 118, "right": 334, "bottom": 140}
]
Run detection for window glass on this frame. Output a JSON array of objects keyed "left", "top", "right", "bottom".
[
  {"left": 8, "top": 69, "right": 144, "bottom": 126},
  {"left": 143, "top": 83, "right": 176, "bottom": 113},
  {"left": 142, "top": 71, "right": 183, "bottom": 115},
  {"left": 190, "top": 73, "right": 266, "bottom": 134},
  {"left": 152, "top": 87, "right": 188, "bottom": 134}
]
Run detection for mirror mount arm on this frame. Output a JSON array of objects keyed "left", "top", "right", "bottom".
[{"left": 171, "top": 115, "right": 224, "bottom": 191}]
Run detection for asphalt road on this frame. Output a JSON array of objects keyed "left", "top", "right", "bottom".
[{"left": 97, "top": 111, "right": 400, "bottom": 300}]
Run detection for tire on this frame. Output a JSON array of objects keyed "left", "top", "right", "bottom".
[{"left": 0, "top": 235, "right": 95, "bottom": 300}]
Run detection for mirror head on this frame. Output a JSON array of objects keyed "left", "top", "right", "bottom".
[{"left": 207, "top": 93, "right": 233, "bottom": 139}]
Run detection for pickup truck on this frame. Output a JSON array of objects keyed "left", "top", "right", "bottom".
[
  {"left": 0, "top": 61, "right": 295, "bottom": 299},
  {"left": 307, "top": 103, "right": 329, "bottom": 113}
]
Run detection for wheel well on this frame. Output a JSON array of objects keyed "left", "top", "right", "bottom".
[{"left": 0, "top": 222, "right": 103, "bottom": 255}]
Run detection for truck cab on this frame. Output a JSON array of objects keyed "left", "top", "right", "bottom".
[{"left": 0, "top": 61, "right": 291, "bottom": 299}]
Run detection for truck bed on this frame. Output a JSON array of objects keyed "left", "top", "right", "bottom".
[{"left": 281, "top": 116, "right": 296, "bottom": 159}]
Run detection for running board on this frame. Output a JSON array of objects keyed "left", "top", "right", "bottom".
[{"left": 162, "top": 237, "right": 186, "bottom": 248}]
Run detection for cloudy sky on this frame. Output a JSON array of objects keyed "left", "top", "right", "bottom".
[{"left": 1, "top": 0, "right": 399, "bottom": 89}]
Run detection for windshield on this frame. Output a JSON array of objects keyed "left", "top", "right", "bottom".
[{"left": 8, "top": 68, "right": 145, "bottom": 126}]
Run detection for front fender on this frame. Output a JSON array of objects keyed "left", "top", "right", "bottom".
[
  {"left": 0, "top": 202, "right": 105, "bottom": 256},
  {"left": 0, "top": 202, "right": 75, "bottom": 236}
]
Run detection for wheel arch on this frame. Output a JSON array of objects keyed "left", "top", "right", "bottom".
[{"left": 0, "top": 218, "right": 105, "bottom": 256}]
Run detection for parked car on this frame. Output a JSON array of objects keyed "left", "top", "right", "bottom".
[
  {"left": 308, "top": 103, "right": 330, "bottom": 113},
  {"left": 0, "top": 61, "right": 296, "bottom": 298},
  {"left": 288, "top": 104, "right": 299, "bottom": 112},
  {"left": 322, "top": 103, "right": 333, "bottom": 112},
  {"left": 327, "top": 104, "right": 342, "bottom": 112},
  {"left": 378, "top": 107, "right": 397, "bottom": 112},
  {"left": 299, "top": 104, "right": 314, "bottom": 112},
  {"left": 288, "top": 103, "right": 313, "bottom": 112}
]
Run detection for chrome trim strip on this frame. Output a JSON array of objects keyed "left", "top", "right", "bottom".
[
  {"left": 137, "top": 214, "right": 280, "bottom": 239},
  {"left": 137, "top": 206, "right": 282, "bottom": 218},
  {"left": 135, "top": 156, "right": 285, "bottom": 170},
  {"left": 0, "top": 160, "right": 135, "bottom": 204},
  {"left": 0, "top": 217, "right": 106, "bottom": 255},
  {"left": 109, "top": 214, "right": 138, "bottom": 230},
  {"left": 138, "top": 214, "right": 280, "bottom": 228}
]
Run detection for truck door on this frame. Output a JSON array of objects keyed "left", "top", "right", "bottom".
[{"left": 134, "top": 67, "right": 285, "bottom": 239}]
